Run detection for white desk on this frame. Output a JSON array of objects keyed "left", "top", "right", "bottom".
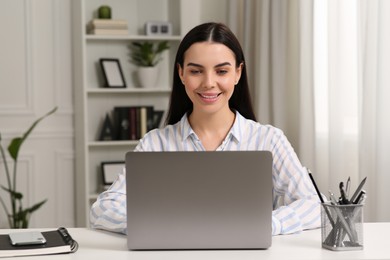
[{"left": 1, "top": 223, "right": 388, "bottom": 259}]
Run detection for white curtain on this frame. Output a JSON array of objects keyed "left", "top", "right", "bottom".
[
  {"left": 358, "top": 0, "right": 390, "bottom": 221},
  {"left": 228, "top": 0, "right": 316, "bottom": 169},
  {"left": 314, "top": 0, "right": 390, "bottom": 222},
  {"left": 230, "top": 0, "right": 390, "bottom": 222}
]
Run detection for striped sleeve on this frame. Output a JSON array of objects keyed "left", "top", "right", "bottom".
[
  {"left": 90, "top": 167, "right": 128, "bottom": 234},
  {"left": 269, "top": 128, "right": 321, "bottom": 235}
]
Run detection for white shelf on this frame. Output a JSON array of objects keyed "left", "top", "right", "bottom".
[
  {"left": 88, "top": 140, "right": 139, "bottom": 147},
  {"left": 87, "top": 88, "right": 171, "bottom": 94},
  {"left": 85, "top": 34, "right": 182, "bottom": 41}
]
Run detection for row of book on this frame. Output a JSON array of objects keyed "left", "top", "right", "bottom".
[
  {"left": 113, "top": 106, "right": 164, "bottom": 141},
  {"left": 87, "top": 19, "right": 128, "bottom": 35}
]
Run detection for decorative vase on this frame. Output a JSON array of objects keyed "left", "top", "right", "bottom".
[{"left": 137, "top": 67, "right": 159, "bottom": 88}]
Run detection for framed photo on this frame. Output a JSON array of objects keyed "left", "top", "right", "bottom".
[
  {"left": 145, "top": 21, "right": 172, "bottom": 36},
  {"left": 99, "top": 58, "right": 126, "bottom": 88},
  {"left": 101, "top": 161, "right": 124, "bottom": 186}
]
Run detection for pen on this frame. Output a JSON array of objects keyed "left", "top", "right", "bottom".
[
  {"left": 307, "top": 169, "right": 335, "bottom": 228},
  {"left": 328, "top": 190, "right": 338, "bottom": 205},
  {"left": 308, "top": 170, "right": 324, "bottom": 203},
  {"left": 353, "top": 190, "right": 366, "bottom": 205},
  {"left": 339, "top": 182, "right": 350, "bottom": 204},
  {"left": 345, "top": 176, "right": 351, "bottom": 198},
  {"left": 350, "top": 177, "right": 367, "bottom": 202}
]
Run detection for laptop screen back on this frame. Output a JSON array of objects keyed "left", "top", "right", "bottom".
[{"left": 126, "top": 151, "right": 273, "bottom": 250}]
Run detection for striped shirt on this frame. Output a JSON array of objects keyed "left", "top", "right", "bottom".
[{"left": 90, "top": 111, "right": 321, "bottom": 235}]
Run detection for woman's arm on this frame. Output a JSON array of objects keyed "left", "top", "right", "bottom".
[
  {"left": 90, "top": 167, "right": 128, "bottom": 234},
  {"left": 269, "top": 129, "right": 321, "bottom": 235}
]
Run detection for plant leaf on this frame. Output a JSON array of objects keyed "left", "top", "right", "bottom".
[
  {"left": 129, "top": 41, "right": 169, "bottom": 67},
  {"left": 26, "top": 199, "right": 47, "bottom": 214},
  {"left": 1, "top": 185, "right": 23, "bottom": 200},
  {"left": 8, "top": 107, "right": 57, "bottom": 160}
]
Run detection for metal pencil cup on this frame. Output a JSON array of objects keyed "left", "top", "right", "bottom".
[{"left": 321, "top": 202, "right": 363, "bottom": 251}]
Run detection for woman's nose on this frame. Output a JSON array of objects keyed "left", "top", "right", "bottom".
[{"left": 202, "top": 72, "right": 215, "bottom": 88}]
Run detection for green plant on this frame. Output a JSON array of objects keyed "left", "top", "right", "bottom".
[
  {"left": 129, "top": 41, "right": 170, "bottom": 67},
  {"left": 0, "top": 107, "right": 57, "bottom": 228}
]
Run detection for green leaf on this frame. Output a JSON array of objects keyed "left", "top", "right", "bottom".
[
  {"left": 1, "top": 185, "right": 23, "bottom": 200},
  {"left": 129, "top": 41, "right": 169, "bottom": 67},
  {"left": 26, "top": 199, "right": 47, "bottom": 214},
  {"left": 8, "top": 107, "right": 57, "bottom": 160}
]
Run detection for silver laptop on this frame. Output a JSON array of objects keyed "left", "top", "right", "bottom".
[{"left": 125, "top": 151, "right": 273, "bottom": 250}]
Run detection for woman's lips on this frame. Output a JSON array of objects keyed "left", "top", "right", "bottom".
[{"left": 198, "top": 93, "right": 221, "bottom": 102}]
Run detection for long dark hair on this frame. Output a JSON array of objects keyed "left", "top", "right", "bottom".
[{"left": 165, "top": 22, "right": 256, "bottom": 125}]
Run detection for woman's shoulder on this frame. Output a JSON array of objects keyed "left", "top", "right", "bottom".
[{"left": 236, "top": 112, "right": 284, "bottom": 135}]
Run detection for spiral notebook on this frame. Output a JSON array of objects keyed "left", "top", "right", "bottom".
[{"left": 0, "top": 227, "right": 78, "bottom": 258}]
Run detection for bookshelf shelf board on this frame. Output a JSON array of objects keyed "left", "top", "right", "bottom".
[
  {"left": 85, "top": 35, "right": 182, "bottom": 41},
  {"left": 87, "top": 88, "right": 171, "bottom": 94},
  {"left": 88, "top": 140, "right": 139, "bottom": 147}
]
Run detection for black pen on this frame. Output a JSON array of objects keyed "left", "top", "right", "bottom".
[
  {"left": 350, "top": 177, "right": 367, "bottom": 202},
  {"left": 307, "top": 169, "right": 335, "bottom": 228},
  {"left": 353, "top": 190, "right": 366, "bottom": 204},
  {"left": 308, "top": 170, "right": 324, "bottom": 203},
  {"left": 339, "top": 182, "right": 350, "bottom": 204}
]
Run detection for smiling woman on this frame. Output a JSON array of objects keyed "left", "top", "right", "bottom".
[{"left": 90, "top": 22, "right": 322, "bottom": 237}]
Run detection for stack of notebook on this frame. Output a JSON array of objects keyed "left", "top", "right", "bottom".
[{"left": 87, "top": 19, "right": 128, "bottom": 35}]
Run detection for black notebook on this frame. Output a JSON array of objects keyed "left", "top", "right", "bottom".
[{"left": 0, "top": 227, "right": 78, "bottom": 258}]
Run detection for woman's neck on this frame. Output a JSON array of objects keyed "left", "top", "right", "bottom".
[{"left": 188, "top": 109, "right": 236, "bottom": 151}]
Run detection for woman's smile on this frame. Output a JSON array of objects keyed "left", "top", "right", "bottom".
[{"left": 197, "top": 92, "right": 222, "bottom": 103}]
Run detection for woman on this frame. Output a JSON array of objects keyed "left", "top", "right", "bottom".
[{"left": 90, "top": 22, "right": 321, "bottom": 235}]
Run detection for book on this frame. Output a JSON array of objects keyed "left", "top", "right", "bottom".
[
  {"left": 88, "top": 29, "right": 129, "bottom": 35},
  {"left": 87, "top": 19, "right": 128, "bottom": 35},
  {"left": 88, "top": 19, "right": 128, "bottom": 28},
  {"left": 113, "top": 106, "right": 155, "bottom": 140},
  {"left": 114, "top": 107, "right": 130, "bottom": 140},
  {"left": 0, "top": 227, "right": 78, "bottom": 258}
]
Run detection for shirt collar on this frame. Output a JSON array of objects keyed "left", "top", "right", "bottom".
[{"left": 179, "top": 111, "right": 244, "bottom": 143}]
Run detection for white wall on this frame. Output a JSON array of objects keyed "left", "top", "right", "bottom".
[
  {"left": 0, "top": 0, "right": 228, "bottom": 228},
  {"left": 0, "top": 0, "right": 74, "bottom": 228}
]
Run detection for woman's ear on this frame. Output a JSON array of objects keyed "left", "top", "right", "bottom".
[
  {"left": 177, "top": 63, "right": 184, "bottom": 84},
  {"left": 235, "top": 62, "right": 244, "bottom": 85}
]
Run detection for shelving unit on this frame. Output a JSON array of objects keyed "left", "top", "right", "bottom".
[{"left": 72, "top": 0, "right": 198, "bottom": 226}]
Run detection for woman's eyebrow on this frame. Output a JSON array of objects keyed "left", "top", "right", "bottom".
[
  {"left": 186, "top": 62, "right": 232, "bottom": 68},
  {"left": 214, "top": 62, "right": 232, "bottom": 68},
  {"left": 186, "top": 62, "right": 203, "bottom": 68}
]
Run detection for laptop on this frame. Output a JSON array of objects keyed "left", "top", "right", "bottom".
[{"left": 125, "top": 151, "right": 273, "bottom": 250}]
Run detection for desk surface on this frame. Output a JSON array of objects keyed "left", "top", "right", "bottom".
[{"left": 1, "top": 223, "right": 388, "bottom": 260}]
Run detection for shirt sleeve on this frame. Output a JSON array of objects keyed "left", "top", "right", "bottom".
[
  {"left": 90, "top": 167, "right": 128, "bottom": 234},
  {"left": 269, "top": 129, "right": 321, "bottom": 235}
]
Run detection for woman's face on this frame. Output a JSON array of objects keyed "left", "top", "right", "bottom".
[{"left": 178, "top": 42, "right": 242, "bottom": 116}]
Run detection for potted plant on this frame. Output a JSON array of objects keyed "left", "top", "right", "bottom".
[
  {"left": 129, "top": 41, "right": 170, "bottom": 88},
  {"left": 0, "top": 107, "right": 57, "bottom": 228}
]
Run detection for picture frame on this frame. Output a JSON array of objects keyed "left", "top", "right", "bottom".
[
  {"left": 99, "top": 58, "right": 126, "bottom": 88},
  {"left": 145, "top": 21, "right": 172, "bottom": 36},
  {"left": 101, "top": 161, "right": 124, "bottom": 186}
]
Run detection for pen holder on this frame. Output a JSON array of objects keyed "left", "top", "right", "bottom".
[{"left": 321, "top": 202, "right": 363, "bottom": 251}]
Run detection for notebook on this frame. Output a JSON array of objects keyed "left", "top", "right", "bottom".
[
  {"left": 125, "top": 151, "right": 273, "bottom": 250},
  {"left": 0, "top": 227, "right": 78, "bottom": 258}
]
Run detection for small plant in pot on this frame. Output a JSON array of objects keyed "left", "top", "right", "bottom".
[{"left": 129, "top": 41, "right": 170, "bottom": 88}]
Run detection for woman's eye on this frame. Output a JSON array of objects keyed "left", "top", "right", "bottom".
[
  {"left": 190, "top": 70, "right": 201, "bottom": 74},
  {"left": 217, "top": 70, "right": 228, "bottom": 75}
]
